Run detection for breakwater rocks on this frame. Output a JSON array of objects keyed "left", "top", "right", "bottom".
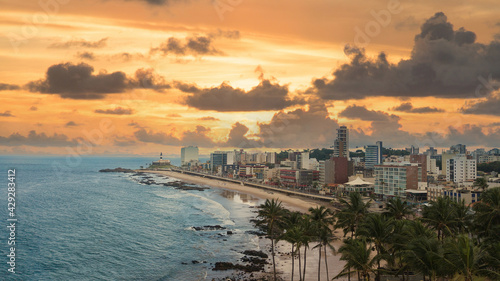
[{"left": 212, "top": 250, "right": 269, "bottom": 273}]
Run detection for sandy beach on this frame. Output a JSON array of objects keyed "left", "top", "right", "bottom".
[{"left": 143, "top": 169, "right": 348, "bottom": 281}]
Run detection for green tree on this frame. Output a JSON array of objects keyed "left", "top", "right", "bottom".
[
  {"left": 443, "top": 235, "right": 486, "bottom": 281},
  {"left": 256, "top": 198, "right": 287, "bottom": 281},
  {"left": 403, "top": 235, "right": 444, "bottom": 281},
  {"left": 334, "top": 238, "right": 375, "bottom": 281},
  {"left": 282, "top": 211, "right": 304, "bottom": 281},
  {"left": 383, "top": 197, "right": 414, "bottom": 220},
  {"left": 421, "top": 197, "right": 458, "bottom": 241},
  {"left": 309, "top": 206, "right": 335, "bottom": 281},
  {"left": 473, "top": 177, "right": 489, "bottom": 191},
  {"left": 357, "top": 213, "right": 394, "bottom": 281},
  {"left": 336, "top": 192, "right": 371, "bottom": 238},
  {"left": 472, "top": 186, "right": 500, "bottom": 243}
]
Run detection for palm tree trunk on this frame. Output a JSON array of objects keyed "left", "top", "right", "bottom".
[
  {"left": 318, "top": 244, "right": 322, "bottom": 281},
  {"left": 324, "top": 244, "right": 329, "bottom": 281},
  {"left": 303, "top": 247, "right": 308, "bottom": 281},
  {"left": 271, "top": 237, "right": 277, "bottom": 281},
  {"left": 298, "top": 247, "right": 303, "bottom": 281},
  {"left": 291, "top": 243, "right": 295, "bottom": 281}
]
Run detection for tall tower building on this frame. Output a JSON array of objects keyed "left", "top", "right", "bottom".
[
  {"left": 365, "top": 141, "right": 383, "bottom": 169},
  {"left": 181, "top": 146, "right": 199, "bottom": 165},
  {"left": 334, "top": 125, "right": 349, "bottom": 159}
]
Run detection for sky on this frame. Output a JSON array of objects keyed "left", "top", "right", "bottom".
[{"left": 0, "top": 0, "right": 500, "bottom": 156}]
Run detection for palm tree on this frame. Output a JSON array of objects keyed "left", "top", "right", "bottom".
[
  {"left": 357, "top": 213, "right": 394, "bottom": 281},
  {"left": 334, "top": 238, "right": 375, "bottom": 281},
  {"left": 442, "top": 235, "right": 486, "bottom": 281},
  {"left": 282, "top": 211, "right": 304, "bottom": 281},
  {"left": 309, "top": 205, "right": 335, "bottom": 281},
  {"left": 403, "top": 235, "right": 444, "bottom": 281},
  {"left": 472, "top": 186, "right": 500, "bottom": 243},
  {"left": 256, "top": 198, "right": 287, "bottom": 281},
  {"left": 421, "top": 197, "right": 457, "bottom": 241},
  {"left": 473, "top": 177, "right": 489, "bottom": 191},
  {"left": 300, "top": 214, "right": 314, "bottom": 281},
  {"left": 383, "top": 197, "right": 413, "bottom": 220},
  {"left": 336, "top": 192, "right": 371, "bottom": 238}
]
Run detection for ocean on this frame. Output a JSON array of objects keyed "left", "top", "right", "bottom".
[{"left": 0, "top": 156, "right": 266, "bottom": 280}]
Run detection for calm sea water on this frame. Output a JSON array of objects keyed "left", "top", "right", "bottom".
[{"left": 0, "top": 156, "right": 264, "bottom": 281}]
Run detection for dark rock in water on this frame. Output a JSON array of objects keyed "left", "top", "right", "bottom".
[
  {"left": 192, "top": 225, "right": 226, "bottom": 231},
  {"left": 192, "top": 260, "right": 200, "bottom": 264},
  {"left": 242, "top": 250, "right": 268, "bottom": 259},
  {"left": 241, "top": 256, "right": 268, "bottom": 265},
  {"left": 223, "top": 239, "right": 227, "bottom": 241},
  {"left": 245, "top": 230, "right": 266, "bottom": 237},
  {"left": 99, "top": 167, "right": 135, "bottom": 173},
  {"left": 181, "top": 262, "right": 188, "bottom": 265},
  {"left": 212, "top": 262, "right": 264, "bottom": 272},
  {"left": 227, "top": 231, "right": 233, "bottom": 235},
  {"left": 175, "top": 185, "right": 209, "bottom": 191}
]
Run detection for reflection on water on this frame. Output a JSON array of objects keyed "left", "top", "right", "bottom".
[{"left": 220, "top": 190, "right": 260, "bottom": 205}]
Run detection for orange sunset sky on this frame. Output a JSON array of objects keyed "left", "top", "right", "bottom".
[{"left": 0, "top": 0, "right": 499, "bottom": 156}]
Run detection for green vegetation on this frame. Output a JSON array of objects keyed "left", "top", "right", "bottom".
[
  {"left": 254, "top": 188, "right": 500, "bottom": 281},
  {"left": 478, "top": 161, "right": 500, "bottom": 173},
  {"left": 382, "top": 148, "right": 410, "bottom": 156},
  {"left": 309, "top": 148, "right": 334, "bottom": 161}
]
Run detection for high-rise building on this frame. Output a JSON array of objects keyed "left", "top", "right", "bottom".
[
  {"left": 410, "top": 154, "right": 427, "bottom": 182},
  {"left": 181, "top": 146, "right": 199, "bottom": 165},
  {"left": 450, "top": 144, "right": 467, "bottom": 154},
  {"left": 297, "top": 151, "right": 310, "bottom": 169},
  {"left": 265, "top": 152, "right": 276, "bottom": 164},
  {"left": 365, "top": 141, "right": 383, "bottom": 169},
  {"left": 210, "top": 151, "right": 236, "bottom": 172},
  {"left": 374, "top": 163, "right": 420, "bottom": 198},
  {"left": 334, "top": 125, "right": 349, "bottom": 159},
  {"left": 405, "top": 145, "right": 419, "bottom": 155},
  {"left": 446, "top": 155, "right": 477, "bottom": 183}
]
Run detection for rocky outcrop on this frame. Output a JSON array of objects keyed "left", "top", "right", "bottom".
[
  {"left": 192, "top": 225, "right": 226, "bottom": 231},
  {"left": 99, "top": 167, "right": 135, "bottom": 173}
]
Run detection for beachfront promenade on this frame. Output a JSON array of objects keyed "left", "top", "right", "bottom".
[{"left": 166, "top": 168, "right": 335, "bottom": 202}]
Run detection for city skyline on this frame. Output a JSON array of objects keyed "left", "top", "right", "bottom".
[{"left": 1, "top": 1, "right": 500, "bottom": 155}]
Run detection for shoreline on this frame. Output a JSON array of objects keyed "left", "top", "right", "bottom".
[
  {"left": 140, "top": 169, "right": 346, "bottom": 281},
  {"left": 141, "top": 169, "right": 328, "bottom": 213}
]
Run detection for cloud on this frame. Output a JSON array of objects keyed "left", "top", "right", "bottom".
[
  {"left": 256, "top": 101, "right": 339, "bottom": 148},
  {"left": 167, "top": 113, "right": 182, "bottom": 118},
  {"left": 26, "top": 62, "right": 170, "bottom": 99},
  {"left": 0, "top": 130, "right": 78, "bottom": 147},
  {"left": 461, "top": 94, "right": 500, "bottom": 116},
  {"left": 198, "top": 116, "right": 220, "bottom": 121},
  {"left": 179, "top": 79, "right": 304, "bottom": 112},
  {"left": 95, "top": 107, "right": 134, "bottom": 115},
  {"left": 151, "top": 35, "right": 223, "bottom": 56},
  {"left": 0, "top": 83, "right": 20, "bottom": 91},
  {"left": 310, "top": 12, "right": 500, "bottom": 100},
  {"left": 390, "top": 102, "right": 444, "bottom": 113},
  {"left": 224, "top": 122, "right": 261, "bottom": 148},
  {"left": 113, "top": 137, "right": 137, "bottom": 146},
  {"left": 65, "top": 121, "right": 79, "bottom": 127},
  {"left": 209, "top": 29, "right": 240, "bottom": 40},
  {"left": 29, "top": 106, "right": 38, "bottom": 111},
  {"left": 339, "top": 105, "right": 393, "bottom": 121},
  {"left": 134, "top": 125, "right": 216, "bottom": 147},
  {"left": 49, "top": 38, "right": 108, "bottom": 49},
  {"left": 76, "top": 51, "right": 95, "bottom": 60},
  {"left": 0, "top": 111, "right": 14, "bottom": 117}
]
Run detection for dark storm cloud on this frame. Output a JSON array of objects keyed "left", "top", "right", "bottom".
[
  {"left": 0, "top": 83, "right": 20, "bottom": 91},
  {"left": 461, "top": 94, "right": 500, "bottom": 116},
  {"left": 311, "top": 12, "right": 500, "bottom": 100},
  {"left": 95, "top": 107, "right": 134, "bottom": 115},
  {"left": 339, "top": 105, "right": 393, "bottom": 121},
  {"left": 180, "top": 79, "right": 304, "bottom": 112},
  {"left": 0, "top": 130, "right": 78, "bottom": 147},
  {"left": 390, "top": 102, "right": 444, "bottom": 113},
  {"left": 49, "top": 38, "right": 108, "bottom": 49},
  {"left": 26, "top": 63, "right": 170, "bottom": 99}
]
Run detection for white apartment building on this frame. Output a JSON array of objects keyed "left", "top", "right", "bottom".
[
  {"left": 446, "top": 155, "right": 476, "bottom": 183},
  {"left": 181, "top": 146, "right": 199, "bottom": 165}
]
